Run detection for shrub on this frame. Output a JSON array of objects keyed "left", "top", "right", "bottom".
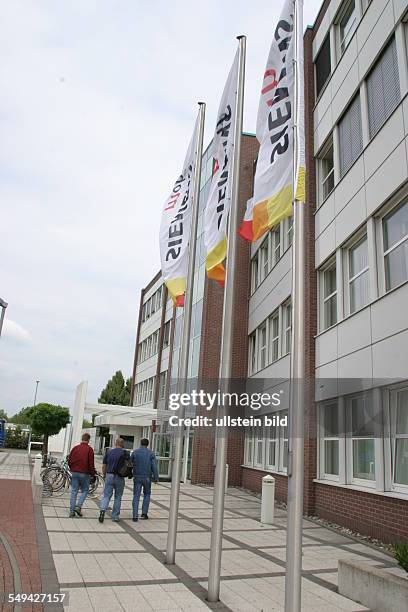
[
  {"left": 5, "top": 426, "right": 29, "bottom": 449},
  {"left": 393, "top": 543, "right": 408, "bottom": 573}
]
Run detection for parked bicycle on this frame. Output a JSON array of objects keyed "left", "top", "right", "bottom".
[{"left": 41, "top": 456, "right": 104, "bottom": 498}]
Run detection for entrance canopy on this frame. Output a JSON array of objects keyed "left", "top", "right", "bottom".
[{"left": 66, "top": 381, "right": 157, "bottom": 454}]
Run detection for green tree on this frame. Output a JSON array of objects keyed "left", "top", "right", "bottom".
[
  {"left": 98, "top": 370, "right": 131, "bottom": 405},
  {"left": 5, "top": 425, "right": 28, "bottom": 449},
  {"left": 0, "top": 409, "right": 8, "bottom": 421},
  {"left": 30, "top": 403, "right": 70, "bottom": 460},
  {"left": 9, "top": 406, "right": 35, "bottom": 425},
  {"left": 82, "top": 418, "right": 93, "bottom": 429}
]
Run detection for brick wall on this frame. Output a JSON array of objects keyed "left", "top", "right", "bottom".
[
  {"left": 242, "top": 467, "right": 288, "bottom": 503},
  {"left": 315, "top": 483, "right": 408, "bottom": 543}
]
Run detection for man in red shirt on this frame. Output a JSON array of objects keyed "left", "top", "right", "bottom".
[{"left": 68, "top": 433, "right": 96, "bottom": 517}]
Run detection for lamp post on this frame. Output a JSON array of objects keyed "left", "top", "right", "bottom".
[
  {"left": 0, "top": 299, "right": 8, "bottom": 338},
  {"left": 33, "top": 380, "right": 40, "bottom": 406}
]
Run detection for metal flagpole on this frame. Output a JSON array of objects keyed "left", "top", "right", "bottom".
[
  {"left": 285, "top": 1, "right": 305, "bottom": 610},
  {"left": 166, "top": 102, "right": 206, "bottom": 565},
  {"left": 207, "top": 35, "right": 246, "bottom": 603}
]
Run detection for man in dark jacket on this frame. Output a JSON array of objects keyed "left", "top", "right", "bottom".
[
  {"left": 99, "top": 437, "right": 128, "bottom": 523},
  {"left": 131, "top": 438, "right": 159, "bottom": 521},
  {"left": 68, "top": 433, "right": 96, "bottom": 517}
]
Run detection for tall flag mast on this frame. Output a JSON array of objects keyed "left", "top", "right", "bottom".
[
  {"left": 206, "top": 35, "right": 246, "bottom": 603},
  {"left": 285, "top": 1, "right": 305, "bottom": 610},
  {"left": 163, "top": 103, "right": 206, "bottom": 564}
]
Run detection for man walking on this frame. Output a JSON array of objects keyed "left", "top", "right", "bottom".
[
  {"left": 131, "top": 438, "right": 159, "bottom": 522},
  {"left": 68, "top": 432, "right": 96, "bottom": 517},
  {"left": 99, "top": 438, "right": 129, "bottom": 523}
]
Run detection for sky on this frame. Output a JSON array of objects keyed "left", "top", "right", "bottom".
[{"left": 0, "top": 0, "right": 322, "bottom": 416}]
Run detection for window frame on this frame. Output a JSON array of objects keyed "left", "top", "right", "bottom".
[
  {"left": 319, "top": 401, "right": 341, "bottom": 482},
  {"left": 380, "top": 200, "right": 408, "bottom": 293},
  {"left": 389, "top": 386, "right": 408, "bottom": 494},
  {"left": 338, "top": 0, "right": 357, "bottom": 56},
  {"left": 317, "top": 135, "right": 335, "bottom": 206},
  {"left": 346, "top": 393, "right": 376, "bottom": 488},
  {"left": 344, "top": 231, "right": 370, "bottom": 315},
  {"left": 319, "top": 258, "right": 337, "bottom": 332}
]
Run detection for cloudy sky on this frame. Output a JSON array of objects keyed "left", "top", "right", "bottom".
[{"left": 0, "top": 0, "right": 322, "bottom": 415}]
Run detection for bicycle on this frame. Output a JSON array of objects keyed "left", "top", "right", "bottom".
[{"left": 41, "top": 457, "right": 104, "bottom": 498}]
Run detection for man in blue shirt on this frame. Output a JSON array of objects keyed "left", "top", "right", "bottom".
[
  {"left": 131, "top": 438, "right": 159, "bottom": 521},
  {"left": 99, "top": 438, "right": 128, "bottom": 523}
]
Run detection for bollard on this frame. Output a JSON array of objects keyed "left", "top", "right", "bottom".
[
  {"left": 261, "top": 474, "right": 275, "bottom": 524},
  {"left": 32, "top": 453, "right": 43, "bottom": 485},
  {"left": 225, "top": 464, "right": 229, "bottom": 493}
]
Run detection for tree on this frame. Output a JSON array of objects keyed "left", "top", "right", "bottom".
[
  {"left": 9, "top": 406, "right": 35, "bottom": 425},
  {"left": 5, "top": 425, "right": 28, "bottom": 450},
  {"left": 0, "top": 409, "right": 8, "bottom": 421},
  {"left": 98, "top": 370, "right": 131, "bottom": 405},
  {"left": 82, "top": 418, "right": 93, "bottom": 429},
  {"left": 30, "top": 403, "right": 70, "bottom": 460}
]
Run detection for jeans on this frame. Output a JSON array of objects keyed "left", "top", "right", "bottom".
[
  {"left": 70, "top": 472, "right": 90, "bottom": 512},
  {"left": 132, "top": 477, "right": 151, "bottom": 518},
  {"left": 100, "top": 473, "right": 125, "bottom": 518}
]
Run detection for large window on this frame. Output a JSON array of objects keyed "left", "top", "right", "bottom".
[
  {"left": 317, "top": 136, "right": 334, "bottom": 204},
  {"left": 349, "top": 395, "right": 375, "bottom": 483},
  {"left": 382, "top": 201, "right": 408, "bottom": 291},
  {"left": 322, "top": 402, "right": 340, "bottom": 477},
  {"left": 339, "top": 95, "right": 363, "bottom": 177},
  {"left": 348, "top": 235, "right": 369, "bottom": 313},
  {"left": 248, "top": 300, "right": 292, "bottom": 375},
  {"left": 244, "top": 411, "right": 288, "bottom": 473},
  {"left": 315, "top": 35, "right": 331, "bottom": 98},
  {"left": 339, "top": 0, "right": 356, "bottom": 55},
  {"left": 391, "top": 388, "right": 408, "bottom": 488},
  {"left": 367, "top": 37, "right": 400, "bottom": 139},
  {"left": 320, "top": 262, "right": 337, "bottom": 330}
]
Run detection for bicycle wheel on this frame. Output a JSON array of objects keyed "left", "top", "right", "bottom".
[{"left": 88, "top": 472, "right": 104, "bottom": 497}]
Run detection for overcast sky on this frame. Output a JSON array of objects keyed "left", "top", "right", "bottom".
[{"left": 0, "top": 0, "right": 322, "bottom": 415}]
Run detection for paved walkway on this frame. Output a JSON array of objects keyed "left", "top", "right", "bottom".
[
  {"left": 0, "top": 451, "right": 43, "bottom": 611},
  {"left": 42, "top": 474, "right": 400, "bottom": 611}
]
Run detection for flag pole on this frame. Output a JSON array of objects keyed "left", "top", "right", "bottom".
[
  {"left": 285, "top": 1, "right": 305, "bottom": 610},
  {"left": 166, "top": 102, "right": 206, "bottom": 565},
  {"left": 207, "top": 35, "right": 246, "bottom": 603}
]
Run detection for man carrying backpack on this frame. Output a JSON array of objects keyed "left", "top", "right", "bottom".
[{"left": 99, "top": 437, "right": 131, "bottom": 523}]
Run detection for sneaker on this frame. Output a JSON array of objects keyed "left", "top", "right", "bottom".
[
  {"left": 69, "top": 512, "right": 76, "bottom": 518},
  {"left": 98, "top": 510, "right": 105, "bottom": 524},
  {"left": 132, "top": 516, "right": 138, "bottom": 522},
  {"left": 74, "top": 506, "right": 83, "bottom": 517},
  {"left": 140, "top": 514, "right": 149, "bottom": 520},
  {"left": 112, "top": 517, "right": 120, "bottom": 522}
]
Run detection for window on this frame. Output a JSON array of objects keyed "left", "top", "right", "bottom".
[
  {"left": 348, "top": 235, "right": 369, "bottom": 313},
  {"left": 243, "top": 411, "right": 288, "bottom": 473},
  {"left": 339, "top": 95, "right": 363, "bottom": 177},
  {"left": 260, "top": 238, "right": 269, "bottom": 281},
  {"left": 272, "top": 225, "right": 281, "bottom": 266},
  {"left": 349, "top": 395, "right": 375, "bottom": 483},
  {"left": 391, "top": 388, "right": 408, "bottom": 488},
  {"left": 367, "top": 37, "right": 400, "bottom": 139},
  {"left": 315, "top": 35, "right": 331, "bottom": 98},
  {"left": 269, "top": 310, "right": 280, "bottom": 363},
  {"left": 249, "top": 333, "right": 257, "bottom": 375},
  {"left": 322, "top": 402, "right": 340, "bottom": 477},
  {"left": 159, "top": 371, "right": 167, "bottom": 400},
  {"left": 163, "top": 320, "right": 171, "bottom": 348},
  {"left": 321, "top": 262, "right": 337, "bottom": 330},
  {"left": 258, "top": 322, "right": 268, "bottom": 371},
  {"left": 382, "top": 201, "right": 408, "bottom": 291},
  {"left": 244, "top": 429, "right": 253, "bottom": 465},
  {"left": 287, "top": 215, "right": 293, "bottom": 247},
  {"left": 251, "top": 253, "right": 259, "bottom": 293},
  {"left": 283, "top": 302, "right": 292, "bottom": 355},
  {"left": 266, "top": 423, "right": 278, "bottom": 470},
  {"left": 339, "top": 1, "right": 356, "bottom": 55},
  {"left": 317, "top": 136, "right": 334, "bottom": 203}
]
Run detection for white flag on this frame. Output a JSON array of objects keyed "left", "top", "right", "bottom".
[
  {"left": 159, "top": 118, "right": 198, "bottom": 306},
  {"left": 204, "top": 50, "right": 239, "bottom": 283},
  {"left": 239, "top": 0, "right": 305, "bottom": 243}
]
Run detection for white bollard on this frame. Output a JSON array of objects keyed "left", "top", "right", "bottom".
[
  {"left": 32, "top": 453, "right": 43, "bottom": 485},
  {"left": 261, "top": 474, "right": 275, "bottom": 524},
  {"left": 225, "top": 464, "right": 229, "bottom": 493}
]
